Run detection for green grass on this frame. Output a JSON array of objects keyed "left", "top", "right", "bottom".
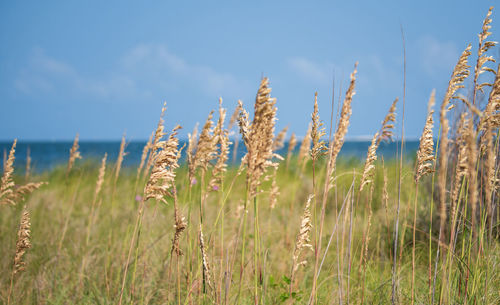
[{"left": 1, "top": 156, "right": 498, "bottom": 304}]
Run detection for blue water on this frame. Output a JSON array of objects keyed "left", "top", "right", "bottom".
[{"left": 0, "top": 140, "right": 419, "bottom": 173}]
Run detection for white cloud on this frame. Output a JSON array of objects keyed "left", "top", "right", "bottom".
[
  {"left": 14, "top": 44, "right": 243, "bottom": 101},
  {"left": 120, "top": 44, "right": 242, "bottom": 96},
  {"left": 418, "top": 35, "right": 460, "bottom": 77},
  {"left": 287, "top": 57, "right": 333, "bottom": 84}
]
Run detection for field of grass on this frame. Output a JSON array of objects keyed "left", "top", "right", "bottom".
[{"left": 1, "top": 7, "right": 500, "bottom": 305}]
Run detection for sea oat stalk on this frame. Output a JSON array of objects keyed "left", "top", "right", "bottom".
[
  {"left": 8, "top": 208, "right": 32, "bottom": 305},
  {"left": 67, "top": 133, "right": 82, "bottom": 175}
]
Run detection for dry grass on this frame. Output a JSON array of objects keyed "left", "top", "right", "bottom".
[{"left": 1, "top": 8, "right": 500, "bottom": 305}]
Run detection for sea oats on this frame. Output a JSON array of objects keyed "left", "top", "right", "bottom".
[
  {"left": 114, "top": 133, "right": 127, "bottom": 183},
  {"left": 450, "top": 113, "right": 469, "bottom": 206},
  {"left": 466, "top": 114, "right": 479, "bottom": 230},
  {"left": 438, "top": 45, "right": 472, "bottom": 243},
  {"left": 199, "top": 225, "right": 213, "bottom": 293},
  {"left": 269, "top": 166, "right": 280, "bottom": 209},
  {"left": 382, "top": 165, "right": 389, "bottom": 215},
  {"left": 145, "top": 103, "right": 167, "bottom": 176},
  {"left": 473, "top": 6, "right": 497, "bottom": 103},
  {"left": 237, "top": 100, "right": 251, "bottom": 148},
  {"left": 208, "top": 99, "right": 230, "bottom": 191},
  {"left": 228, "top": 101, "right": 242, "bottom": 131},
  {"left": 327, "top": 63, "right": 358, "bottom": 185},
  {"left": 171, "top": 186, "right": 187, "bottom": 256},
  {"left": 310, "top": 92, "right": 327, "bottom": 162},
  {"left": 415, "top": 91, "right": 436, "bottom": 183},
  {"left": 379, "top": 98, "right": 398, "bottom": 142},
  {"left": 13, "top": 208, "right": 31, "bottom": 275},
  {"left": 272, "top": 126, "right": 288, "bottom": 152},
  {"left": 243, "top": 77, "right": 278, "bottom": 197},
  {"left": 482, "top": 63, "right": 500, "bottom": 227},
  {"left": 311, "top": 63, "right": 357, "bottom": 302},
  {"left": 359, "top": 133, "right": 379, "bottom": 192},
  {"left": 286, "top": 132, "right": 297, "bottom": 169},
  {"left": 0, "top": 140, "right": 45, "bottom": 206},
  {"left": 292, "top": 194, "right": 314, "bottom": 272},
  {"left": 193, "top": 111, "right": 216, "bottom": 174},
  {"left": 95, "top": 153, "right": 107, "bottom": 202},
  {"left": 67, "top": 133, "right": 82, "bottom": 174},
  {"left": 360, "top": 98, "right": 397, "bottom": 191},
  {"left": 480, "top": 63, "right": 500, "bottom": 134},
  {"left": 144, "top": 125, "right": 181, "bottom": 204},
  {"left": 298, "top": 123, "right": 312, "bottom": 167},
  {"left": 187, "top": 123, "right": 199, "bottom": 185},
  {"left": 137, "top": 131, "right": 154, "bottom": 180},
  {"left": 0, "top": 140, "right": 16, "bottom": 205}
]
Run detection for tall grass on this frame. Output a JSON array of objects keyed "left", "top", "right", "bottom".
[{"left": 1, "top": 7, "right": 499, "bottom": 305}]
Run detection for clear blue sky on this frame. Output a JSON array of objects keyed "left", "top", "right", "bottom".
[{"left": 1, "top": 0, "right": 498, "bottom": 141}]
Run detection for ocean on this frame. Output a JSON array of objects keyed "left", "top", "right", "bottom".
[{"left": 0, "top": 140, "right": 420, "bottom": 174}]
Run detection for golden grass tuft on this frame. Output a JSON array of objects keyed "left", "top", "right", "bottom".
[
  {"left": 114, "top": 133, "right": 127, "bottom": 183},
  {"left": 438, "top": 45, "right": 471, "bottom": 243},
  {"left": 360, "top": 98, "right": 397, "bottom": 191},
  {"left": 144, "top": 125, "right": 182, "bottom": 204},
  {"left": 415, "top": 91, "right": 436, "bottom": 183},
  {"left": 67, "top": 133, "right": 82, "bottom": 174},
  {"left": 13, "top": 208, "right": 32, "bottom": 275},
  {"left": 208, "top": 98, "right": 230, "bottom": 192},
  {"left": 310, "top": 92, "right": 327, "bottom": 162},
  {"left": 137, "top": 131, "right": 154, "bottom": 181}
]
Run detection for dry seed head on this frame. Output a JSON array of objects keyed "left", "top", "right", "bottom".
[
  {"left": 382, "top": 166, "right": 389, "bottom": 212},
  {"left": 14, "top": 182, "right": 46, "bottom": 201},
  {"left": 67, "top": 134, "right": 82, "bottom": 174},
  {"left": 415, "top": 91, "right": 436, "bottom": 183},
  {"left": 228, "top": 101, "right": 243, "bottom": 130},
  {"left": 310, "top": 92, "right": 327, "bottom": 162},
  {"left": 438, "top": 45, "right": 472, "bottom": 241},
  {"left": 0, "top": 140, "right": 46, "bottom": 206},
  {"left": 482, "top": 63, "right": 500, "bottom": 212},
  {"left": 474, "top": 7, "right": 497, "bottom": 95},
  {"left": 187, "top": 123, "right": 199, "bottom": 185},
  {"left": 298, "top": 124, "right": 312, "bottom": 166},
  {"left": 272, "top": 126, "right": 288, "bottom": 152},
  {"left": 379, "top": 98, "right": 398, "bottom": 143},
  {"left": 13, "top": 208, "right": 32, "bottom": 275},
  {"left": 115, "top": 133, "right": 127, "bottom": 182},
  {"left": 137, "top": 131, "right": 154, "bottom": 179},
  {"left": 292, "top": 194, "right": 314, "bottom": 272},
  {"left": 360, "top": 132, "right": 379, "bottom": 192},
  {"left": 198, "top": 225, "right": 213, "bottom": 292},
  {"left": 145, "top": 102, "right": 168, "bottom": 175},
  {"left": 194, "top": 111, "right": 217, "bottom": 173},
  {"left": 360, "top": 98, "right": 398, "bottom": 191},
  {"left": 480, "top": 63, "right": 500, "bottom": 135},
  {"left": 466, "top": 114, "right": 478, "bottom": 226},
  {"left": 208, "top": 99, "right": 231, "bottom": 191},
  {"left": 328, "top": 63, "right": 357, "bottom": 176},
  {"left": 237, "top": 100, "right": 251, "bottom": 148},
  {"left": 245, "top": 77, "right": 278, "bottom": 197},
  {"left": 451, "top": 113, "right": 469, "bottom": 206},
  {"left": 286, "top": 133, "right": 297, "bottom": 168},
  {"left": 171, "top": 187, "right": 187, "bottom": 256},
  {"left": 95, "top": 153, "right": 107, "bottom": 201},
  {"left": 144, "top": 125, "right": 181, "bottom": 204},
  {"left": 269, "top": 166, "right": 280, "bottom": 209},
  {"left": 0, "top": 139, "right": 16, "bottom": 205}
]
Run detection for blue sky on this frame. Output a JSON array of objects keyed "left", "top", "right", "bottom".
[{"left": 0, "top": 1, "right": 498, "bottom": 141}]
